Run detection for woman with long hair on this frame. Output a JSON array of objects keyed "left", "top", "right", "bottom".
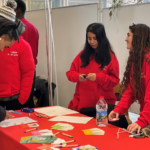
[
  {"left": 66, "top": 23, "right": 120, "bottom": 112},
  {"left": 108, "top": 24, "right": 150, "bottom": 133}
]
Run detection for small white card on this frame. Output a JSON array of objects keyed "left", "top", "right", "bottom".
[
  {"left": 28, "top": 123, "right": 39, "bottom": 127},
  {"left": 31, "top": 129, "right": 53, "bottom": 136}
]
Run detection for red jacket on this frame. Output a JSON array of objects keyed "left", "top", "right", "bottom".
[
  {"left": 66, "top": 50, "right": 120, "bottom": 112},
  {"left": 114, "top": 50, "right": 150, "bottom": 128},
  {"left": 21, "top": 18, "right": 39, "bottom": 65},
  {"left": 0, "top": 36, "right": 35, "bottom": 104}
]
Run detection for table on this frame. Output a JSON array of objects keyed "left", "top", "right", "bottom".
[{"left": 0, "top": 107, "right": 149, "bottom": 150}]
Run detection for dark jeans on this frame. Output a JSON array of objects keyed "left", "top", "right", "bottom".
[{"left": 80, "top": 104, "right": 129, "bottom": 129}]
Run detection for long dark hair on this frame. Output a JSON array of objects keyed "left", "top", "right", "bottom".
[
  {"left": 80, "top": 23, "right": 114, "bottom": 69},
  {"left": 121, "top": 24, "right": 150, "bottom": 102}
]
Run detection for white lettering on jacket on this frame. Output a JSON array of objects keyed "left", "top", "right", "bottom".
[{"left": 8, "top": 51, "right": 18, "bottom": 56}]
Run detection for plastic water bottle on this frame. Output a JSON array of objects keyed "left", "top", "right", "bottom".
[{"left": 96, "top": 96, "right": 108, "bottom": 127}]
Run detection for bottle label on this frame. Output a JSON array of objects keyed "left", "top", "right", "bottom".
[
  {"left": 96, "top": 110, "right": 107, "bottom": 120},
  {"left": 96, "top": 104, "right": 107, "bottom": 126}
]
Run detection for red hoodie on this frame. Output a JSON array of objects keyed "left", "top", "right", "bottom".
[
  {"left": 21, "top": 18, "right": 39, "bottom": 65},
  {"left": 66, "top": 50, "right": 120, "bottom": 112},
  {"left": 0, "top": 36, "right": 35, "bottom": 104},
  {"left": 114, "top": 49, "right": 150, "bottom": 128}
]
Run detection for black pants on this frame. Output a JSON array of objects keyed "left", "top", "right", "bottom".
[
  {"left": 23, "top": 71, "right": 36, "bottom": 108},
  {"left": 0, "top": 99, "right": 24, "bottom": 110},
  {"left": 80, "top": 104, "right": 129, "bottom": 129}
]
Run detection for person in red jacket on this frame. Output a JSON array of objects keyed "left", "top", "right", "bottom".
[
  {"left": 108, "top": 24, "right": 150, "bottom": 133},
  {"left": 15, "top": 0, "right": 39, "bottom": 108},
  {"left": 15, "top": 0, "right": 39, "bottom": 66},
  {"left": 66, "top": 23, "right": 120, "bottom": 112},
  {"left": 0, "top": 0, "right": 35, "bottom": 110}
]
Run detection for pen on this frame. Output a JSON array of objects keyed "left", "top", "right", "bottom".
[
  {"left": 52, "top": 140, "right": 76, "bottom": 147},
  {"left": 24, "top": 128, "right": 38, "bottom": 133},
  {"left": 35, "top": 113, "right": 50, "bottom": 119},
  {"left": 78, "top": 147, "right": 98, "bottom": 150},
  {"left": 61, "top": 132, "right": 74, "bottom": 138},
  {"left": 60, "top": 139, "right": 75, "bottom": 145},
  {"left": 129, "top": 133, "right": 142, "bottom": 137},
  {"left": 35, "top": 113, "right": 41, "bottom": 118},
  {"left": 40, "top": 114, "right": 50, "bottom": 119},
  {"left": 51, "top": 132, "right": 60, "bottom": 137},
  {"left": 35, "top": 113, "right": 38, "bottom": 117},
  {"left": 59, "top": 144, "right": 80, "bottom": 148}
]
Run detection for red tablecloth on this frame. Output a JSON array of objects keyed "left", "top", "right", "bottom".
[{"left": 0, "top": 108, "right": 149, "bottom": 150}]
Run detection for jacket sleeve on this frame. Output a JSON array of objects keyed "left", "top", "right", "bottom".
[
  {"left": 95, "top": 55, "right": 120, "bottom": 90},
  {"left": 113, "top": 83, "right": 134, "bottom": 115},
  {"left": 66, "top": 53, "right": 80, "bottom": 83},
  {"left": 136, "top": 80, "right": 150, "bottom": 128},
  {"left": 0, "top": 106, "right": 6, "bottom": 122},
  {"left": 18, "top": 40, "right": 35, "bottom": 105},
  {"left": 136, "top": 59, "right": 150, "bottom": 128}
]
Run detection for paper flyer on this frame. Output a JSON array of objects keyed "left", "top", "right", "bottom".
[{"left": 20, "top": 136, "right": 57, "bottom": 144}]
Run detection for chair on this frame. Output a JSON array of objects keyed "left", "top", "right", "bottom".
[
  {"left": 114, "top": 83, "right": 132, "bottom": 125},
  {"left": 33, "top": 76, "right": 56, "bottom": 107}
]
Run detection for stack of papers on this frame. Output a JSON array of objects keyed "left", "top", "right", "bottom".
[
  {"left": 49, "top": 116, "right": 93, "bottom": 124},
  {"left": 35, "top": 106, "right": 78, "bottom": 117},
  {"left": 0, "top": 117, "right": 37, "bottom": 127},
  {"left": 51, "top": 123, "right": 74, "bottom": 131}
]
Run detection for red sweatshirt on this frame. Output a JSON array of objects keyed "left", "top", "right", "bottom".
[
  {"left": 66, "top": 50, "right": 120, "bottom": 112},
  {"left": 0, "top": 36, "right": 35, "bottom": 104},
  {"left": 114, "top": 50, "right": 150, "bottom": 128},
  {"left": 20, "top": 18, "right": 39, "bottom": 65}
]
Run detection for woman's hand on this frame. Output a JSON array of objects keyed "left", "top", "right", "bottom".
[
  {"left": 108, "top": 111, "right": 119, "bottom": 122},
  {"left": 127, "top": 123, "right": 141, "bottom": 134},
  {"left": 4, "top": 111, "right": 12, "bottom": 120},
  {"left": 86, "top": 73, "right": 96, "bottom": 81},
  {"left": 79, "top": 74, "right": 87, "bottom": 82}
]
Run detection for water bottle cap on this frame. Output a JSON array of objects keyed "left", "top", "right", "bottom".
[{"left": 100, "top": 96, "right": 104, "bottom": 99}]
